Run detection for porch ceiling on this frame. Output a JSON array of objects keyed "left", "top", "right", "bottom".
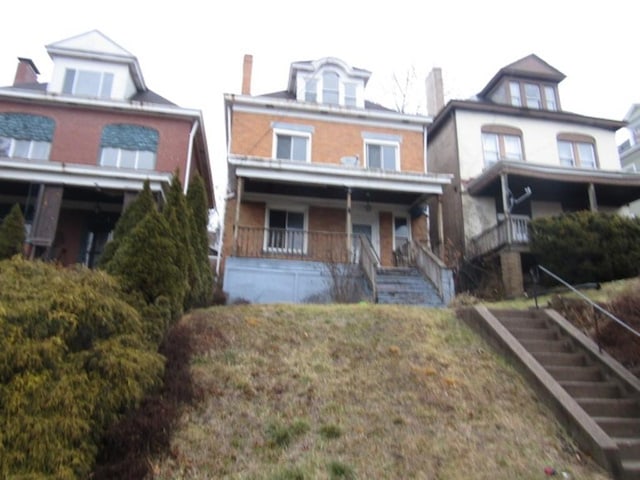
[{"left": 466, "top": 160, "right": 640, "bottom": 207}]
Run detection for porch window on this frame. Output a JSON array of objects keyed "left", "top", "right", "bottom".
[
  {"left": 557, "top": 134, "right": 597, "bottom": 169},
  {"left": 0, "top": 113, "right": 54, "bottom": 160},
  {"left": 266, "top": 209, "right": 305, "bottom": 252},
  {"left": 481, "top": 125, "right": 523, "bottom": 166}
]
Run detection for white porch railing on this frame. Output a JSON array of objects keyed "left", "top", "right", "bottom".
[
  {"left": 468, "top": 215, "right": 531, "bottom": 258},
  {"left": 408, "top": 241, "right": 455, "bottom": 305}
]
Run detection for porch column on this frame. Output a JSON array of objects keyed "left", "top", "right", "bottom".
[
  {"left": 232, "top": 176, "right": 243, "bottom": 256},
  {"left": 346, "top": 187, "right": 352, "bottom": 262},
  {"left": 588, "top": 183, "right": 598, "bottom": 212},
  {"left": 437, "top": 195, "right": 444, "bottom": 260},
  {"left": 500, "top": 173, "right": 512, "bottom": 244},
  {"left": 28, "top": 184, "right": 63, "bottom": 259}
]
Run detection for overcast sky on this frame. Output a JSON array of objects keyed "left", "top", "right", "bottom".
[{"left": 1, "top": 0, "right": 638, "bottom": 208}]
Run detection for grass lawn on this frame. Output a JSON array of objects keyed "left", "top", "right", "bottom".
[{"left": 149, "top": 304, "right": 609, "bottom": 479}]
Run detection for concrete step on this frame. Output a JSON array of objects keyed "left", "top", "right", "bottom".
[
  {"left": 594, "top": 418, "right": 640, "bottom": 438},
  {"left": 533, "top": 351, "right": 587, "bottom": 367},
  {"left": 616, "top": 438, "right": 640, "bottom": 460},
  {"left": 560, "top": 380, "right": 621, "bottom": 398},
  {"left": 545, "top": 365, "right": 602, "bottom": 382},
  {"left": 498, "top": 317, "right": 549, "bottom": 331},
  {"left": 508, "top": 327, "right": 558, "bottom": 341},
  {"left": 520, "top": 339, "right": 571, "bottom": 353},
  {"left": 621, "top": 460, "right": 640, "bottom": 479},
  {"left": 577, "top": 398, "right": 640, "bottom": 418}
]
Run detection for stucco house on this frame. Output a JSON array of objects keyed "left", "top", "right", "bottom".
[
  {"left": 221, "top": 55, "right": 453, "bottom": 304},
  {"left": 0, "top": 30, "right": 214, "bottom": 267},
  {"left": 426, "top": 54, "right": 640, "bottom": 296}
]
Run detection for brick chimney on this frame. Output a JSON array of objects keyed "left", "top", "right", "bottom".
[
  {"left": 425, "top": 67, "right": 444, "bottom": 117},
  {"left": 242, "top": 54, "right": 253, "bottom": 95},
  {"left": 14, "top": 57, "right": 40, "bottom": 86}
]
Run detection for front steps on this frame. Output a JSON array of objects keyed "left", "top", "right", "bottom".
[
  {"left": 375, "top": 267, "right": 443, "bottom": 306},
  {"left": 461, "top": 306, "right": 640, "bottom": 480}
]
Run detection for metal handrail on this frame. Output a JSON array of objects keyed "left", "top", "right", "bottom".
[{"left": 532, "top": 264, "right": 640, "bottom": 352}]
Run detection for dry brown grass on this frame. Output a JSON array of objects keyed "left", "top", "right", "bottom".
[{"left": 149, "top": 304, "right": 609, "bottom": 480}]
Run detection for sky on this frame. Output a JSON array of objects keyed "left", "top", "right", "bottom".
[{"left": 1, "top": 0, "right": 638, "bottom": 213}]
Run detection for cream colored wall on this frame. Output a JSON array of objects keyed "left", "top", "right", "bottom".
[
  {"left": 461, "top": 193, "right": 496, "bottom": 243},
  {"left": 455, "top": 110, "right": 621, "bottom": 181}
]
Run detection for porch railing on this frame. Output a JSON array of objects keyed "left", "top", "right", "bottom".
[
  {"left": 468, "top": 215, "right": 530, "bottom": 258},
  {"left": 408, "top": 241, "right": 455, "bottom": 305},
  {"left": 235, "top": 226, "right": 351, "bottom": 263},
  {"left": 358, "top": 234, "right": 380, "bottom": 299}
]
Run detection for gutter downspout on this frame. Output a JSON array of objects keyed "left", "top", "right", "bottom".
[{"left": 183, "top": 119, "right": 199, "bottom": 194}]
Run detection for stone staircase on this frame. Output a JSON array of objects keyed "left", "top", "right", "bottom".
[
  {"left": 461, "top": 306, "right": 640, "bottom": 480},
  {"left": 375, "top": 267, "right": 443, "bottom": 306}
]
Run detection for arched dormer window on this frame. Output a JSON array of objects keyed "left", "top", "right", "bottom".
[
  {"left": 557, "top": 133, "right": 597, "bottom": 169},
  {"left": 0, "top": 113, "right": 54, "bottom": 160},
  {"left": 322, "top": 71, "right": 340, "bottom": 105},
  {"left": 481, "top": 125, "right": 524, "bottom": 167},
  {"left": 99, "top": 124, "right": 158, "bottom": 170}
]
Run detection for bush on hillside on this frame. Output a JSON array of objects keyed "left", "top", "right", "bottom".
[
  {"left": 0, "top": 203, "right": 25, "bottom": 260},
  {"left": 529, "top": 211, "right": 640, "bottom": 284},
  {"left": 0, "top": 257, "right": 165, "bottom": 479}
]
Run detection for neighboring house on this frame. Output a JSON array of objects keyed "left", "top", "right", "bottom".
[
  {"left": 0, "top": 30, "right": 214, "bottom": 267},
  {"left": 221, "top": 55, "right": 453, "bottom": 303},
  {"left": 427, "top": 54, "right": 640, "bottom": 297},
  {"left": 618, "top": 104, "right": 640, "bottom": 215}
]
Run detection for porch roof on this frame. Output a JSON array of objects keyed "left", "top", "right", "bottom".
[
  {"left": 229, "top": 155, "right": 452, "bottom": 197},
  {"left": 466, "top": 160, "right": 640, "bottom": 207}
]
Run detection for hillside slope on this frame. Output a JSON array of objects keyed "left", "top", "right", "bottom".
[{"left": 150, "top": 304, "right": 609, "bottom": 479}]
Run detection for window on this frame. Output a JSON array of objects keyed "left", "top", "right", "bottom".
[
  {"left": 305, "top": 79, "right": 317, "bottom": 102},
  {"left": 525, "top": 83, "right": 542, "bottom": 109},
  {"left": 266, "top": 209, "right": 305, "bottom": 252},
  {"left": 557, "top": 134, "right": 597, "bottom": 169},
  {"left": 544, "top": 86, "right": 557, "bottom": 111},
  {"left": 509, "top": 82, "right": 522, "bottom": 107},
  {"left": 276, "top": 133, "right": 309, "bottom": 161},
  {"left": 322, "top": 71, "right": 339, "bottom": 105},
  {"left": 394, "top": 217, "right": 410, "bottom": 250},
  {"left": 0, "top": 113, "right": 54, "bottom": 160},
  {"left": 345, "top": 83, "right": 357, "bottom": 107},
  {"left": 367, "top": 143, "right": 398, "bottom": 170},
  {"left": 63, "top": 69, "right": 113, "bottom": 98},
  {"left": 481, "top": 126, "right": 523, "bottom": 166},
  {"left": 99, "top": 124, "right": 158, "bottom": 170}
]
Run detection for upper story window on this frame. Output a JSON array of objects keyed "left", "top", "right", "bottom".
[
  {"left": 557, "top": 134, "right": 597, "bottom": 169},
  {"left": 322, "top": 72, "right": 340, "bottom": 105},
  {"left": 272, "top": 122, "right": 313, "bottom": 162},
  {"left": 0, "top": 113, "right": 54, "bottom": 160},
  {"left": 99, "top": 124, "right": 158, "bottom": 170},
  {"left": 305, "top": 79, "right": 317, "bottom": 102},
  {"left": 63, "top": 69, "right": 114, "bottom": 99},
  {"left": 363, "top": 132, "right": 401, "bottom": 171},
  {"left": 344, "top": 83, "right": 357, "bottom": 107},
  {"left": 508, "top": 80, "right": 558, "bottom": 111},
  {"left": 481, "top": 125, "right": 524, "bottom": 166}
]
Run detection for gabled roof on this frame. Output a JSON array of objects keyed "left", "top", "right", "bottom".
[
  {"left": 478, "top": 54, "right": 566, "bottom": 99},
  {"left": 46, "top": 29, "right": 146, "bottom": 91}
]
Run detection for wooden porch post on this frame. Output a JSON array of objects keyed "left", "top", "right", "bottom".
[
  {"left": 437, "top": 196, "right": 444, "bottom": 260},
  {"left": 588, "top": 183, "right": 598, "bottom": 212},
  {"left": 232, "top": 176, "right": 243, "bottom": 256},
  {"left": 501, "top": 173, "right": 512, "bottom": 244},
  {"left": 346, "top": 187, "right": 352, "bottom": 262}
]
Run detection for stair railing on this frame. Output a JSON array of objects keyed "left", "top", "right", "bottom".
[
  {"left": 358, "top": 234, "right": 380, "bottom": 301},
  {"left": 531, "top": 264, "right": 640, "bottom": 353}
]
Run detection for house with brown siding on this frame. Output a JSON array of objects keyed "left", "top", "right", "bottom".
[
  {"left": 222, "top": 56, "right": 453, "bottom": 304},
  {"left": 0, "top": 31, "right": 214, "bottom": 266}
]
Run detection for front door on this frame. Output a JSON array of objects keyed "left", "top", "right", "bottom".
[{"left": 352, "top": 223, "right": 372, "bottom": 262}]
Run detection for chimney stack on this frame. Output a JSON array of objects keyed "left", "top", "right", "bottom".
[
  {"left": 14, "top": 57, "right": 40, "bottom": 86},
  {"left": 242, "top": 54, "right": 253, "bottom": 95},
  {"left": 425, "top": 67, "right": 444, "bottom": 117}
]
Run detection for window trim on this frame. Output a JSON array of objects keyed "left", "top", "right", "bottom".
[
  {"left": 557, "top": 133, "right": 598, "bottom": 169},
  {"left": 99, "top": 147, "right": 157, "bottom": 170},
  {"left": 507, "top": 79, "right": 559, "bottom": 111},
  {"left": 272, "top": 127, "right": 312, "bottom": 163},
  {"left": 263, "top": 205, "right": 309, "bottom": 254},
  {"left": 364, "top": 140, "right": 400, "bottom": 171},
  {"left": 0, "top": 136, "right": 51, "bottom": 160},
  {"left": 63, "top": 68, "right": 114, "bottom": 99},
  {"left": 481, "top": 125, "right": 524, "bottom": 166}
]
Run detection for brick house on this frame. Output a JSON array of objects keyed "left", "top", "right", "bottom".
[
  {"left": 221, "top": 56, "right": 453, "bottom": 303},
  {"left": 426, "top": 54, "right": 640, "bottom": 296},
  {"left": 0, "top": 30, "right": 214, "bottom": 266}
]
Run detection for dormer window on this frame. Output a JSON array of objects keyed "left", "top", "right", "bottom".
[
  {"left": 63, "top": 68, "right": 113, "bottom": 99},
  {"left": 508, "top": 80, "right": 558, "bottom": 111},
  {"left": 305, "top": 79, "right": 317, "bottom": 102},
  {"left": 544, "top": 86, "right": 557, "bottom": 110},
  {"left": 524, "top": 83, "right": 542, "bottom": 109},
  {"left": 345, "top": 83, "right": 357, "bottom": 107},
  {"left": 322, "top": 72, "right": 340, "bottom": 105}
]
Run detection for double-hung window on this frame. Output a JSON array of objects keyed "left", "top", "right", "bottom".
[
  {"left": 481, "top": 126, "right": 524, "bottom": 166},
  {"left": 363, "top": 132, "right": 401, "bottom": 171},
  {"left": 266, "top": 209, "right": 306, "bottom": 253},
  {"left": 305, "top": 78, "right": 317, "bottom": 102},
  {"left": 322, "top": 71, "right": 340, "bottom": 105},
  {"left": 63, "top": 69, "right": 114, "bottom": 98},
  {"left": 525, "top": 83, "right": 542, "bottom": 109},
  {"left": 0, "top": 113, "right": 54, "bottom": 160},
  {"left": 557, "top": 134, "right": 597, "bottom": 169},
  {"left": 272, "top": 123, "right": 313, "bottom": 162},
  {"left": 99, "top": 124, "right": 158, "bottom": 170}
]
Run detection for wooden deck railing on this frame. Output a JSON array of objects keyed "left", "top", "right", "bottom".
[
  {"left": 468, "top": 216, "right": 530, "bottom": 258},
  {"left": 234, "top": 226, "right": 351, "bottom": 263},
  {"left": 358, "top": 235, "right": 380, "bottom": 299}
]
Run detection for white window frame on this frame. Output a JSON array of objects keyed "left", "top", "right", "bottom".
[
  {"left": 63, "top": 68, "right": 114, "bottom": 99},
  {"left": 392, "top": 215, "right": 411, "bottom": 251},
  {"left": 272, "top": 127, "right": 312, "bottom": 162},
  {"left": 0, "top": 136, "right": 51, "bottom": 160},
  {"left": 481, "top": 131, "right": 523, "bottom": 166},
  {"left": 322, "top": 71, "right": 340, "bottom": 105},
  {"left": 557, "top": 136, "right": 598, "bottom": 169},
  {"left": 263, "top": 205, "right": 309, "bottom": 254},
  {"left": 99, "top": 147, "right": 156, "bottom": 170}
]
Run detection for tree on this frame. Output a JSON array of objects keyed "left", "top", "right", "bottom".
[
  {"left": 186, "top": 173, "right": 214, "bottom": 307},
  {"left": 0, "top": 203, "right": 25, "bottom": 260},
  {"left": 99, "top": 180, "right": 155, "bottom": 268}
]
